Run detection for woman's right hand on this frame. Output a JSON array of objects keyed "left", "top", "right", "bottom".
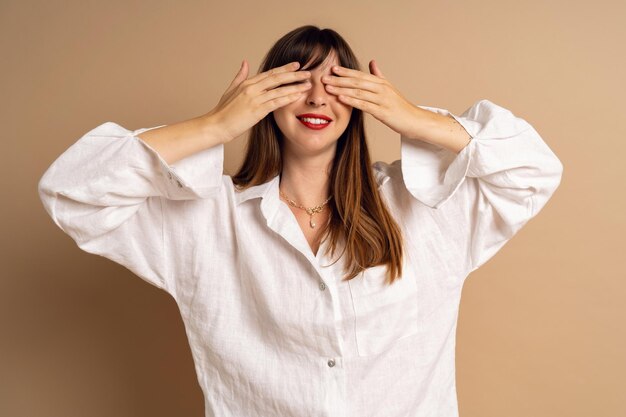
[{"left": 205, "top": 60, "right": 312, "bottom": 143}]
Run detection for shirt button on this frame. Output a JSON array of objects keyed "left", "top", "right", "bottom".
[
  {"left": 327, "top": 359, "right": 335, "bottom": 367},
  {"left": 319, "top": 281, "right": 326, "bottom": 291}
]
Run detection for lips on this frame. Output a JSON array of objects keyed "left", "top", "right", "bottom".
[
  {"left": 296, "top": 113, "right": 333, "bottom": 121},
  {"left": 298, "top": 118, "right": 331, "bottom": 130}
]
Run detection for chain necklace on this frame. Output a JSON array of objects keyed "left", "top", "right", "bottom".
[{"left": 279, "top": 189, "right": 333, "bottom": 229}]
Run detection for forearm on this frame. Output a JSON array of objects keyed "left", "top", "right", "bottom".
[
  {"left": 137, "top": 114, "right": 226, "bottom": 165},
  {"left": 408, "top": 107, "right": 472, "bottom": 154}
]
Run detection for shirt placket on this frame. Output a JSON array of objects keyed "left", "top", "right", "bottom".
[{"left": 264, "top": 198, "right": 350, "bottom": 415}]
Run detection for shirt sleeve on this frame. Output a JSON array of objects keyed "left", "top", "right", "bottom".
[
  {"left": 399, "top": 99, "right": 563, "bottom": 274},
  {"left": 37, "top": 121, "right": 224, "bottom": 294}
]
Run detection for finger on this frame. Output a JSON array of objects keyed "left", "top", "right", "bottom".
[
  {"left": 247, "top": 61, "right": 302, "bottom": 85},
  {"left": 263, "top": 90, "right": 309, "bottom": 113},
  {"left": 225, "top": 59, "right": 249, "bottom": 93},
  {"left": 323, "top": 74, "right": 382, "bottom": 94},
  {"left": 325, "top": 85, "right": 380, "bottom": 105},
  {"left": 335, "top": 94, "right": 377, "bottom": 114},
  {"left": 331, "top": 65, "right": 384, "bottom": 84},
  {"left": 261, "top": 80, "right": 312, "bottom": 104},
  {"left": 255, "top": 68, "right": 311, "bottom": 93},
  {"left": 369, "top": 59, "right": 386, "bottom": 79}
]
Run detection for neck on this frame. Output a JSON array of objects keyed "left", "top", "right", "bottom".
[{"left": 279, "top": 158, "right": 332, "bottom": 208}]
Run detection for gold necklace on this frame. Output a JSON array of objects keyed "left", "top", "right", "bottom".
[{"left": 279, "top": 189, "right": 332, "bottom": 228}]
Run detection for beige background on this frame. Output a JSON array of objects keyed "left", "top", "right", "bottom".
[{"left": 2, "top": 0, "right": 624, "bottom": 416}]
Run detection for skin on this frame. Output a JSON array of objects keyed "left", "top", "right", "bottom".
[
  {"left": 273, "top": 50, "right": 352, "bottom": 211},
  {"left": 273, "top": 52, "right": 472, "bottom": 254},
  {"left": 323, "top": 59, "right": 472, "bottom": 153},
  {"left": 137, "top": 52, "right": 471, "bottom": 255},
  {"left": 274, "top": 52, "right": 472, "bottom": 212}
]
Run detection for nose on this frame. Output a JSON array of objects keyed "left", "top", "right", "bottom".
[{"left": 305, "top": 76, "right": 331, "bottom": 107}]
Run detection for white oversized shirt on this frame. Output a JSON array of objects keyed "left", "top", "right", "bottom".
[{"left": 38, "top": 99, "right": 563, "bottom": 417}]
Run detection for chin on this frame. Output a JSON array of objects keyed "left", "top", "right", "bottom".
[{"left": 287, "top": 130, "right": 340, "bottom": 152}]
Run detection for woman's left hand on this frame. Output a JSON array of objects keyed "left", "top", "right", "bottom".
[{"left": 322, "top": 60, "right": 422, "bottom": 139}]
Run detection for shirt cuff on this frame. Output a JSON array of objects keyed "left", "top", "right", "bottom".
[
  {"left": 129, "top": 123, "right": 225, "bottom": 200},
  {"left": 400, "top": 99, "right": 559, "bottom": 209}
]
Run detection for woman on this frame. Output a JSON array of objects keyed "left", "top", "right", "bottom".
[{"left": 38, "top": 25, "right": 563, "bottom": 417}]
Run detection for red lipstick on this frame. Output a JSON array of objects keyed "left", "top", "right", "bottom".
[
  {"left": 296, "top": 113, "right": 333, "bottom": 130},
  {"left": 296, "top": 113, "right": 332, "bottom": 121}
]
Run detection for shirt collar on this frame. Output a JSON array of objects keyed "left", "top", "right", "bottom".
[
  {"left": 234, "top": 174, "right": 282, "bottom": 232},
  {"left": 234, "top": 173, "right": 344, "bottom": 269},
  {"left": 236, "top": 173, "right": 330, "bottom": 267},
  {"left": 234, "top": 173, "right": 281, "bottom": 206},
  {"left": 233, "top": 163, "right": 391, "bottom": 205}
]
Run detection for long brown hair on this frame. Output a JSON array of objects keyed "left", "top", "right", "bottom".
[{"left": 232, "top": 25, "right": 405, "bottom": 285}]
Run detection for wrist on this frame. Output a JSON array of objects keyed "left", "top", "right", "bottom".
[
  {"left": 199, "top": 112, "right": 230, "bottom": 146},
  {"left": 409, "top": 107, "right": 471, "bottom": 154},
  {"left": 407, "top": 106, "right": 438, "bottom": 143}
]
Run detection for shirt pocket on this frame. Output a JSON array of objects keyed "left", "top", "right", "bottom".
[{"left": 348, "top": 264, "right": 419, "bottom": 357}]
